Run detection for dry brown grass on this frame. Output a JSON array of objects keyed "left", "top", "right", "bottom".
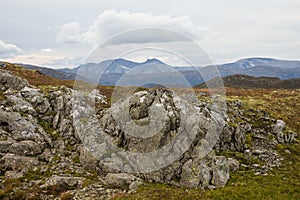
[
  {"left": 2, "top": 62, "right": 75, "bottom": 88},
  {"left": 2, "top": 62, "right": 116, "bottom": 99}
]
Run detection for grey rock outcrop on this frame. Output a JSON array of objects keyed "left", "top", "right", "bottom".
[
  {"left": 76, "top": 88, "right": 229, "bottom": 188},
  {"left": 0, "top": 70, "right": 28, "bottom": 90},
  {"left": 0, "top": 67, "right": 298, "bottom": 199}
]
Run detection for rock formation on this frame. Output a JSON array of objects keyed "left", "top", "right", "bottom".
[{"left": 0, "top": 68, "right": 297, "bottom": 199}]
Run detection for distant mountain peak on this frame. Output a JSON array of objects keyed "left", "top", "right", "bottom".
[{"left": 142, "top": 58, "right": 166, "bottom": 65}]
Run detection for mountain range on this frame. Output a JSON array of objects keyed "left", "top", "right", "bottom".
[{"left": 12, "top": 57, "right": 300, "bottom": 87}]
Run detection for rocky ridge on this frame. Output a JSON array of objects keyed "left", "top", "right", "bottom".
[{"left": 0, "top": 69, "right": 297, "bottom": 199}]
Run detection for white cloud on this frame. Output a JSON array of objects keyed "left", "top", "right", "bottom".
[
  {"left": 56, "top": 22, "right": 90, "bottom": 44},
  {"left": 2, "top": 50, "right": 84, "bottom": 69},
  {"left": 56, "top": 10, "right": 208, "bottom": 45},
  {"left": 42, "top": 56, "right": 84, "bottom": 68},
  {"left": 0, "top": 40, "right": 24, "bottom": 58},
  {"left": 41, "top": 48, "right": 54, "bottom": 52}
]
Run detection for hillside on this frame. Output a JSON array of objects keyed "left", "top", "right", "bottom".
[
  {"left": 196, "top": 74, "right": 300, "bottom": 89},
  {"left": 0, "top": 61, "right": 115, "bottom": 99},
  {"left": 0, "top": 62, "right": 75, "bottom": 88},
  {"left": 16, "top": 63, "right": 78, "bottom": 80},
  {"left": 0, "top": 61, "right": 299, "bottom": 199}
]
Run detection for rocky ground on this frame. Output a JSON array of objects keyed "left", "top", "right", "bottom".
[{"left": 0, "top": 68, "right": 298, "bottom": 199}]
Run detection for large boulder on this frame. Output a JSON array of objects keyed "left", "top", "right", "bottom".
[{"left": 76, "top": 89, "right": 228, "bottom": 188}]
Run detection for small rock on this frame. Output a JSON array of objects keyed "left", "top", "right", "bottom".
[
  {"left": 253, "top": 149, "right": 265, "bottom": 155},
  {"left": 2, "top": 153, "right": 39, "bottom": 171},
  {"left": 5, "top": 170, "right": 24, "bottom": 179},
  {"left": 228, "top": 158, "right": 240, "bottom": 172},
  {"left": 272, "top": 120, "right": 286, "bottom": 134},
  {"left": 9, "top": 140, "right": 42, "bottom": 156},
  {"left": 105, "top": 173, "right": 138, "bottom": 187},
  {"left": 129, "top": 181, "right": 143, "bottom": 190},
  {"left": 41, "top": 175, "right": 85, "bottom": 189},
  {"left": 284, "top": 149, "right": 291, "bottom": 154},
  {"left": 211, "top": 156, "right": 229, "bottom": 188},
  {"left": 79, "top": 145, "right": 98, "bottom": 171},
  {"left": 234, "top": 125, "right": 246, "bottom": 151},
  {"left": 240, "top": 164, "right": 248, "bottom": 168},
  {"left": 207, "top": 185, "right": 216, "bottom": 190},
  {"left": 0, "top": 140, "right": 14, "bottom": 153},
  {"left": 252, "top": 164, "right": 260, "bottom": 168}
]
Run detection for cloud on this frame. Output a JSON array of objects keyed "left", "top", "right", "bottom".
[
  {"left": 42, "top": 56, "right": 84, "bottom": 68},
  {"left": 41, "top": 48, "right": 54, "bottom": 52},
  {"left": 56, "top": 22, "right": 88, "bottom": 44},
  {"left": 0, "top": 40, "right": 24, "bottom": 58},
  {"left": 57, "top": 10, "right": 208, "bottom": 45},
  {"left": 2, "top": 51, "right": 83, "bottom": 69}
]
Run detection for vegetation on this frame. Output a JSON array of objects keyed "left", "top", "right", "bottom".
[
  {"left": 60, "top": 192, "right": 73, "bottom": 200},
  {"left": 114, "top": 88, "right": 300, "bottom": 200},
  {"left": 1, "top": 62, "right": 75, "bottom": 88},
  {"left": 1, "top": 61, "right": 113, "bottom": 97},
  {"left": 1, "top": 62, "right": 299, "bottom": 199},
  {"left": 0, "top": 91, "right": 5, "bottom": 100},
  {"left": 196, "top": 74, "right": 300, "bottom": 89}
]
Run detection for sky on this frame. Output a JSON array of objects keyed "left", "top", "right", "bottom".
[{"left": 0, "top": 0, "right": 299, "bottom": 68}]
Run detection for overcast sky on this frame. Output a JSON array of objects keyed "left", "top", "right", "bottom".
[{"left": 0, "top": 0, "right": 299, "bottom": 68}]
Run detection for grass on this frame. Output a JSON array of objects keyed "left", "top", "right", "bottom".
[
  {"left": 1, "top": 62, "right": 76, "bottom": 88},
  {"left": 115, "top": 148, "right": 300, "bottom": 200},
  {"left": 0, "top": 90, "right": 6, "bottom": 100},
  {"left": 225, "top": 88, "right": 300, "bottom": 133},
  {"left": 1, "top": 61, "right": 114, "bottom": 97},
  {"left": 1, "top": 62, "right": 299, "bottom": 199}
]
